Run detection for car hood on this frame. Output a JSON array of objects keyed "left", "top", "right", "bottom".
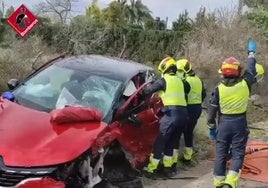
[{"left": 0, "top": 99, "right": 107, "bottom": 167}]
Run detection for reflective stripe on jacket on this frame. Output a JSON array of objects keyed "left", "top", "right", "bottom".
[
  {"left": 218, "top": 79, "right": 249, "bottom": 114},
  {"left": 159, "top": 74, "right": 187, "bottom": 106},
  {"left": 186, "top": 75, "right": 202, "bottom": 104}
]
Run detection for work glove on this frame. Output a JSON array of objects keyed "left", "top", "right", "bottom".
[
  {"left": 248, "top": 38, "right": 257, "bottom": 54},
  {"left": 207, "top": 122, "right": 216, "bottom": 129},
  {"left": 2, "top": 91, "right": 15, "bottom": 102},
  {"left": 209, "top": 129, "right": 217, "bottom": 140},
  {"left": 207, "top": 122, "right": 217, "bottom": 140}
]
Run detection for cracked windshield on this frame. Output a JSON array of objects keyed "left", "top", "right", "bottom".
[{"left": 12, "top": 64, "right": 122, "bottom": 116}]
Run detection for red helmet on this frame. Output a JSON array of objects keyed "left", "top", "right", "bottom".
[{"left": 220, "top": 57, "right": 241, "bottom": 77}]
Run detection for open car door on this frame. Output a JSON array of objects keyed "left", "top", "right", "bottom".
[{"left": 111, "top": 82, "right": 163, "bottom": 168}]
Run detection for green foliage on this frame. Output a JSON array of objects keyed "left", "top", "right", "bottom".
[
  {"left": 144, "top": 18, "right": 156, "bottom": 30},
  {"left": 247, "top": 9, "right": 268, "bottom": 26},
  {"left": 244, "top": 0, "right": 268, "bottom": 9},
  {"left": 247, "top": 9, "right": 268, "bottom": 37},
  {"left": 86, "top": 0, "right": 104, "bottom": 24},
  {"left": 103, "top": 1, "right": 126, "bottom": 26},
  {"left": 0, "top": 22, "right": 6, "bottom": 42},
  {"left": 30, "top": 17, "right": 62, "bottom": 46},
  {"left": 124, "top": 0, "right": 153, "bottom": 25},
  {"left": 0, "top": 20, "right": 17, "bottom": 47},
  {"left": 5, "top": 6, "right": 14, "bottom": 18},
  {"left": 172, "top": 10, "right": 193, "bottom": 33}
]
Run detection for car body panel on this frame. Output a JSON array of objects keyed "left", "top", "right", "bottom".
[
  {"left": 0, "top": 55, "right": 161, "bottom": 188},
  {"left": 110, "top": 83, "right": 162, "bottom": 167},
  {"left": 110, "top": 111, "right": 159, "bottom": 168},
  {"left": 0, "top": 99, "right": 108, "bottom": 167},
  {"left": 56, "top": 55, "right": 153, "bottom": 83},
  {"left": 15, "top": 178, "right": 65, "bottom": 188}
]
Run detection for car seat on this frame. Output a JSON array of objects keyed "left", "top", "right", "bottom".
[{"left": 61, "top": 72, "right": 87, "bottom": 100}]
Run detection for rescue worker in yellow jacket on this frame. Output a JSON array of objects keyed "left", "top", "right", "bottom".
[
  {"left": 140, "top": 57, "right": 190, "bottom": 178},
  {"left": 175, "top": 59, "right": 206, "bottom": 163},
  {"left": 207, "top": 38, "right": 258, "bottom": 188}
]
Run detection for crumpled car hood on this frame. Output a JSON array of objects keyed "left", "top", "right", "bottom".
[{"left": 0, "top": 99, "right": 107, "bottom": 167}]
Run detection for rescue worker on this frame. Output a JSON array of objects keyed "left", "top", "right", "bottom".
[
  {"left": 207, "top": 38, "right": 258, "bottom": 188},
  {"left": 140, "top": 57, "right": 190, "bottom": 178},
  {"left": 176, "top": 59, "right": 206, "bottom": 163}
]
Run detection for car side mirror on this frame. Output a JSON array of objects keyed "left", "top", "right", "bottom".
[{"left": 7, "top": 79, "right": 20, "bottom": 90}]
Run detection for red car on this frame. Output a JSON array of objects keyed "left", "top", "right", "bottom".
[{"left": 0, "top": 55, "right": 163, "bottom": 188}]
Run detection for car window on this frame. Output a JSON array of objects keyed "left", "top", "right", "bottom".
[{"left": 13, "top": 64, "right": 122, "bottom": 118}]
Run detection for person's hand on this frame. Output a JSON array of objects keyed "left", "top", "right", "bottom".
[
  {"left": 248, "top": 38, "right": 257, "bottom": 54},
  {"left": 207, "top": 122, "right": 216, "bottom": 129},
  {"left": 209, "top": 128, "right": 217, "bottom": 140},
  {"left": 2, "top": 91, "right": 15, "bottom": 102}
]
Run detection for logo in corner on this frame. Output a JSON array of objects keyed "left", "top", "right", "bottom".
[{"left": 6, "top": 4, "right": 39, "bottom": 38}]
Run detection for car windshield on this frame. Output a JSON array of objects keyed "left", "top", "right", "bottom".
[{"left": 12, "top": 64, "right": 122, "bottom": 119}]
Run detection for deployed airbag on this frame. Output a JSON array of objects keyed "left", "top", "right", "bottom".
[{"left": 50, "top": 106, "right": 103, "bottom": 124}]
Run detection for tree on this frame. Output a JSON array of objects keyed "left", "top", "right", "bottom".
[
  {"left": 124, "top": 0, "right": 153, "bottom": 25},
  {"left": 103, "top": 1, "right": 126, "bottom": 26},
  {"left": 86, "top": 0, "right": 103, "bottom": 24},
  {"left": 244, "top": 0, "right": 268, "bottom": 9},
  {"left": 172, "top": 10, "right": 193, "bottom": 33},
  {"left": 5, "top": 6, "right": 14, "bottom": 18},
  {"left": 35, "top": 0, "right": 76, "bottom": 23}
]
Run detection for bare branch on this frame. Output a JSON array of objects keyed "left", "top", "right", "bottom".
[
  {"left": 119, "top": 34, "right": 126, "bottom": 58},
  {"left": 31, "top": 51, "right": 44, "bottom": 71},
  {"left": 35, "top": 0, "right": 75, "bottom": 23}
]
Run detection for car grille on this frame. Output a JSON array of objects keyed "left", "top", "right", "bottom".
[
  {"left": 0, "top": 170, "right": 41, "bottom": 187},
  {"left": 0, "top": 157, "right": 56, "bottom": 187}
]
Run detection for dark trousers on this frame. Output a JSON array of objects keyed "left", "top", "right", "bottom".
[
  {"left": 153, "top": 107, "right": 188, "bottom": 159},
  {"left": 183, "top": 104, "right": 202, "bottom": 148},
  {"left": 214, "top": 115, "right": 249, "bottom": 176}
]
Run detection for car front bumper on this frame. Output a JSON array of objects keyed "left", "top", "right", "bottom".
[{"left": 0, "top": 177, "right": 65, "bottom": 188}]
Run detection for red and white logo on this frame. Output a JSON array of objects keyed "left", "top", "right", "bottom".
[{"left": 6, "top": 4, "right": 39, "bottom": 38}]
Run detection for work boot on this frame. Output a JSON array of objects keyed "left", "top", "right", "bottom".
[
  {"left": 142, "top": 169, "right": 161, "bottom": 179},
  {"left": 171, "top": 162, "right": 178, "bottom": 173},
  {"left": 222, "top": 185, "right": 232, "bottom": 188},
  {"left": 172, "top": 149, "right": 179, "bottom": 173},
  {"left": 142, "top": 156, "right": 160, "bottom": 179},
  {"left": 180, "top": 148, "right": 197, "bottom": 167},
  {"left": 183, "top": 147, "right": 194, "bottom": 161},
  {"left": 162, "top": 167, "right": 177, "bottom": 178},
  {"left": 163, "top": 155, "right": 177, "bottom": 177},
  {"left": 172, "top": 149, "right": 179, "bottom": 163},
  {"left": 213, "top": 176, "right": 225, "bottom": 188},
  {"left": 223, "top": 170, "right": 241, "bottom": 188}
]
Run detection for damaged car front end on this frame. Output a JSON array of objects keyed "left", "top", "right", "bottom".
[{"left": 0, "top": 55, "right": 162, "bottom": 188}]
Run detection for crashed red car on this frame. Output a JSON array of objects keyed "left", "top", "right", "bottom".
[{"left": 0, "top": 55, "right": 163, "bottom": 188}]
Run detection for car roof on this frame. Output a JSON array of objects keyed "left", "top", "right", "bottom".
[{"left": 55, "top": 55, "right": 153, "bottom": 83}]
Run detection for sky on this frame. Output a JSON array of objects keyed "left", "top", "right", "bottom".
[{"left": 2, "top": 0, "right": 239, "bottom": 26}]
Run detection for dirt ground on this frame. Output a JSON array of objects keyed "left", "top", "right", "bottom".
[
  {"left": 143, "top": 160, "right": 268, "bottom": 188},
  {"left": 143, "top": 111, "right": 268, "bottom": 188}
]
